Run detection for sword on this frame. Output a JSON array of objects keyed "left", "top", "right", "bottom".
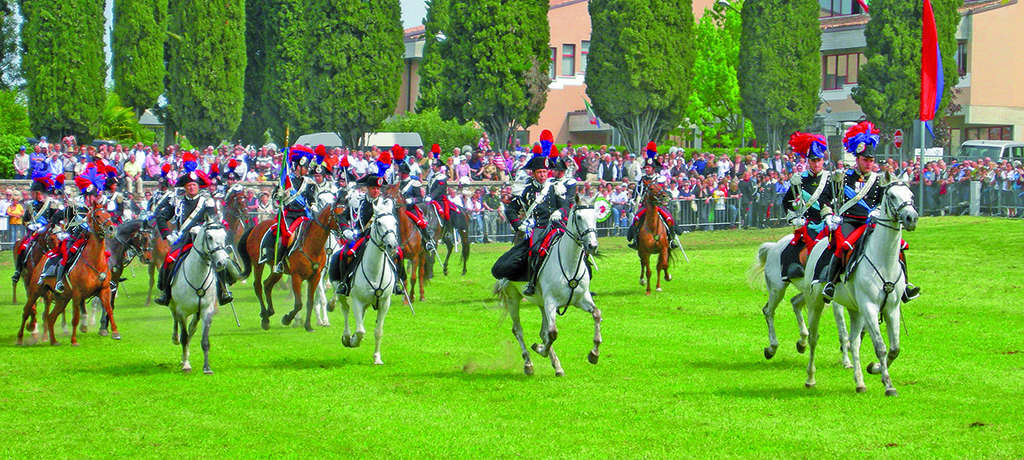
[
  {"left": 229, "top": 301, "right": 241, "bottom": 327},
  {"left": 673, "top": 233, "right": 691, "bottom": 263}
]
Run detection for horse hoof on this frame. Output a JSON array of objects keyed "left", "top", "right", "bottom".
[
  {"left": 281, "top": 315, "right": 293, "bottom": 326},
  {"left": 524, "top": 364, "right": 534, "bottom": 376},
  {"left": 843, "top": 362, "right": 854, "bottom": 369},
  {"left": 374, "top": 358, "right": 384, "bottom": 365},
  {"left": 867, "top": 362, "right": 881, "bottom": 375},
  {"left": 764, "top": 347, "right": 776, "bottom": 360},
  {"left": 342, "top": 335, "right": 352, "bottom": 348},
  {"left": 656, "top": 287, "right": 662, "bottom": 292},
  {"left": 98, "top": 329, "right": 108, "bottom": 337},
  {"left": 305, "top": 325, "right": 315, "bottom": 333},
  {"left": 796, "top": 341, "right": 807, "bottom": 354},
  {"left": 638, "top": 279, "right": 645, "bottom": 286},
  {"left": 530, "top": 343, "right": 542, "bottom": 355},
  {"left": 804, "top": 383, "right": 815, "bottom": 389},
  {"left": 111, "top": 332, "right": 121, "bottom": 340},
  {"left": 665, "top": 274, "right": 672, "bottom": 281},
  {"left": 51, "top": 341, "right": 61, "bottom": 346},
  {"left": 182, "top": 368, "right": 192, "bottom": 374},
  {"left": 555, "top": 370, "right": 565, "bottom": 377},
  {"left": 261, "top": 319, "right": 270, "bottom": 331},
  {"left": 885, "top": 389, "right": 899, "bottom": 397},
  {"left": 80, "top": 325, "right": 88, "bottom": 333},
  {"left": 204, "top": 369, "right": 214, "bottom": 375},
  {"left": 856, "top": 386, "right": 867, "bottom": 393},
  {"left": 71, "top": 342, "right": 80, "bottom": 347},
  {"left": 587, "top": 351, "right": 599, "bottom": 364}
]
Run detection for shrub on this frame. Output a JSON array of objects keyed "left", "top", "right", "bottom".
[{"left": 380, "top": 108, "right": 480, "bottom": 157}]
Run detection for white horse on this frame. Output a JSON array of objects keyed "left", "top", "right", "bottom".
[
  {"left": 493, "top": 194, "right": 601, "bottom": 376},
  {"left": 337, "top": 196, "right": 400, "bottom": 364},
  {"left": 801, "top": 172, "right": 918, "bottom": 396},
  {"left": 748, "top": 233, "right": 852, "bottom": 367},
  {"left": 167, "top": 223, "right": 235, "bottom": 374},
  {"left": 310, "top": 189, "right": 342, "bottom": 327}
]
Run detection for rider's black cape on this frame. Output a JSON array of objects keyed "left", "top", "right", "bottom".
[{"left": 491, "top": 238, "right": 530, "bottom": 282}]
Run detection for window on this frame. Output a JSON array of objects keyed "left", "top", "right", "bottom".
[
  {"left": 549, "top": 47, "right": 556, "bottom": 80},
  {"left": 955, "top": 42, "right": 968, "bottom": 75},
  {"left": 822, "top": 52, "right": 866, "bottom": 90},
  {"left": 561, "top": 44, "right": 576, "bottom": 76},
  {"left": 818, "top": 0, "right": 865, "bottom": 17},
  {"left": 964, "top": 126, "right": 1013, "bottom": 141},
  {"left": 580, "top": 41, "right": 590, "bottom": 74}
]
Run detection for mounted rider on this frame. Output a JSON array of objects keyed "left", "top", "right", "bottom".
[
  {"left": 544, "top": 130, "right": 577, "bottom": 203},
  {"left": 332, "top": 153, "right": 406, "bottom": 296},
  {"left": 266, "top": 145, "right": 318, "bottom": 274},
  {"left": 779, "top": 132, "right": 834, "bottom": 281},
  {"left": 147, "top": 163, "right": 175, "bottom": 218},
  {"left": 41, "top": 164, "right": 101, "bottom": 294},
  {"left": 11, "top": 168, "right": 66, "bottom": 283},
  {"left": 153, "top": 154, "right": 233, "bottom": 306},
  {"left": 425, "top": 143, "right": 463, "bottom": 236},
  {"left": 311, "top": 145, "right": 338, "bottom": 197},
  {"left": 626, "top": 142, "right": 682, "bottom": 250},
  {"left": 395, "top": 144, "right": 435, "bottom": 251},
  {"left": 817, "top": 121, "right": 919, "bottom": 303},
  {"left": 504, "top": 141, "right": 568, "bottom": 296}
]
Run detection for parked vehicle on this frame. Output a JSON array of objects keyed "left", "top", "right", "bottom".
[{"left": 955, "top": 140, "right": 1024, "bottom": 163}]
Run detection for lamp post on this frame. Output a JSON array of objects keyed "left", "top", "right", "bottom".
[
  {"left": 716, "top": 0, "right": 740, "bottom": 13},
  {"left": 718, "top": 0, "right": 744, "bottom": 149}
]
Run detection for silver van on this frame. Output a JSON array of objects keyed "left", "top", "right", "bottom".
[{"left": 955, "top": 140, "right": 1024, "bottom": 163}]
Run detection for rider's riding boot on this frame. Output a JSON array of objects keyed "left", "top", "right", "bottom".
[
  {"left": 393, "top": 257, "right": 406, "bottom": 295},
  {"left": 216, "top": 272, "right": 233, "bottom": 304},
  {"left": 664, "top": 218, "right": 680, "bottom": 249},
  {"left": 273, "top": 244, "right": 286, "bottom": 274},
  {"left": 53, "top": 264, "right": 68, "bottom": 294},
  {"left": 626, "top": 221, "right": 639, "bottom": 249},
  {"left": 822, "top": 256, "right": 842, "bottom": 302},
  {"left": 11, "top": 268, "right": 20, "bottom": 283},
  {"left": 900, "top": 259, "right": 920, "bottom": 303},
  {"left": 154, "top": 266, "right": 171, "bottom": 306},
  {"left": 334, "top": 256, "right": 351, "bottom": 295},
  {"left": 421, "top": 228, "right": 435, "bottom": 252},
  {"left": 522, "top": 257, "right": 538, "bottom": 296}
]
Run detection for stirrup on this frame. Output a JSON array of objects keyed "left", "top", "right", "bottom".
[
  {"left": 54, "top": 281, "right": 66, "bottom": 294},
  {"left": 670, "top": 239, "right": 680, "bottom": 249},
  {"left": 627, "top": 239, "right": 638, "bottom": 249},
  {"left": 393, "top": 283, "right": 405, "bottom": 295},
  {"left": 11, "top": 271, "right": 20, "bottom": 283},
  {"left": 154, "top": 294, "right": 170, "bottom": 306},
  {"left": 902, "top": 284, "right": 920, "bottom": 302},
  {"left": 335, "top": 282, "right": 348, "bottom": 295},
  {"left": 822, "top": 282, "right": 835, "bottom": 302},
  {"left": 522, "top": 283, "right": 536, "bottom": 296},
  {"left": 425, "top": 241, "right": 436, "bottom": 252},
  {"left": 273, "top": 262, "right": 284, "bottom": 274}
]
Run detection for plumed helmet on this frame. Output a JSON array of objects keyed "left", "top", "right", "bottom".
[
  {"left": 789, "top": 132, "right": 829, "bottom": 160},
  {"left": 175, "top": 170, "right": 213, "bottom": 188},
  {"left": 376, "top": 150, "right": 392, "bottom": 177},
  {"left": 644, "top": 141, "right": 661, "bottom": 170},
  {"left": 843, "top": 121, "right": 880, "bottom": 157},
  {"left": 548, "top": 144, "right": 567, "bottom": 171},
  {"left": 289, "top": 145, "right": 315, "bottom": 167}
]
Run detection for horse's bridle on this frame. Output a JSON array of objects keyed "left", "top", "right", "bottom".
[
  {"left": 370, "top": 208, "right": 398, "bottom": 252},
  {"left": 564, "top": 204, "right": 597, "bottom": 252},
  {"left": 87, "top": 208, "right": 117, "bottom": 239},
  {"left": 874, "top": 182, "right": 916, "bottom": 230},
  {"left": 196, "top": 223, "right": 230, "bottom": 265}
]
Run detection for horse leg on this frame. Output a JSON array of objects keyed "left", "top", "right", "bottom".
[
  {"left": 531, "top": 302, "right": 551, "bottom": 357},
  {"left": 146, "top": 261, "right": 156, "bottom": 306},
  {"left": 863, "top": 303, "right": 898, "bottom": 396},
  {"left": 804, "top": 295, "right": 826, "bottom": 389},
  {"left": 792, "top": 293, "right": 809, "bottom": 354},
  {"left": 172, "top": 319, "right": 180, "bottom": 345},
  {"left": 179, "top": 316, "right": 192, "bottom": 373},
  {"left": 460, "top": 228, "right": 469, "bottom": 275},
  {"left": 655, "top": 249, "right": 667, "bottom": 292},
  {"left": 544, "top": 300, "right": 563, "bottom": 376},
  {"left": 303, "top": 276, "right": 317, "bottom": 332},
  {"left": 201, "top": 306, "right": 214, "bottom": 375},
  {"left": 47, "top": 297, "right": 70, "bottom": 346},
  {"left": 340, "top": 297, "right": 355, "bottom": 348},
  {"left": 99, "top": 287, "right": 120, "bottom": 340},
  {"left": 832, "top": 302, "right": 852, "bottom": 368},
  {"left": 61, "top": 309, "right": 69, "bottom": 335},
  {"left": 644, "top": 254, "right": 653, "bottom": 295},
  {"left": 849, "top": 311, "right": 867, "bottom": 393},
  {"left": 70, "top": 297, "right": 83, "bottom": 346},
  {"left": 442, "top": 237, "right": 454, "bottom": 276},
  {"left": 761, "top": 287, "right": 784, "bottom": 360},
  {"left": 580, "top": 293, "right": 602, "bottom": 365},
  {"left": 350, "top": 300, "right": 367, "bottom": 348},
  {"left": 313, "top": 280, "right": 327, "bottom": 327},
  {"left": 17, "top": 292, "right": 39, "bottom": 346},
  {"left": 372, "top": 299, "right": 391, "bottom": 365},
  {"left": 282, "top": 275, "right": 303, "bottom": 327},
  {"left": 884, "top": 304, "right": 901, "bottom": 369},
  {"left": 506, "top": 288, "right": 533, "bottom": 375},
  {"left": 252, "top": 264, "right": 270, "bottom": 330},
  {"left": 417, "top": 258, "right": 425, "bottom": 301},
  {"left": 260, "top": 269, "right": 282, "bottom": 330}
]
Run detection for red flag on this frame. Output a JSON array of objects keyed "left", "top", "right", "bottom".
[
  {"left": 920, "top": 0, "right": 944, "bottom": 125},
  {"left": 855, "top": 0, "right": 869, "bottom": 13}
]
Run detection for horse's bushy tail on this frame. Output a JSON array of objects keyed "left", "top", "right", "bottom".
[
  {"left": 746, "top": 242, "right": 772, "bottom": 291},
  {"left": 492, "top": 279, "right": 512, "bottom": 322},
  {"left": 236, "top": 225, "right": 255, "bottom": 279}
]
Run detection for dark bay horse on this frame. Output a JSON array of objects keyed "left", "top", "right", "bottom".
[
  {"left": 145, "top": 221, "right": 171, "bottom": 306},
  {"left": 93, "top": 219, "right": 154, "bottom": 336},
  {"left": 18, "top": 206, "right": 118, "bottom": 346},
  {"left": 12, "top": 224, "right": 59, "bottom": 305},
  {"left": 636, "top": 182, "right": 672, "bottom": 295},
  {"left": 223, "top": 187, "right": 250, "bottom": 246},
  {"left": 419, "top": 199, "right": 470, "bottom": 276},
  {"left": 235, "top": 197, "right": 345, "bottom": 331}
]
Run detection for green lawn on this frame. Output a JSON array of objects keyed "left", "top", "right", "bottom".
[{"left": 1, "top": 217, "right": 1022, "bottom": 458}]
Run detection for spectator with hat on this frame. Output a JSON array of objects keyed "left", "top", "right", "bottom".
[{"left": 13, "top": 146, "right": 30, "bottom": 179}]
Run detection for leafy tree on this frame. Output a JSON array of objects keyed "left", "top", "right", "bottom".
[
  {"left": 0, "top": 89, "right": 30, "bottom": 138},
  {"left": 587, "top": 0, "right": 695, "bottom": 156},
  {"left": 0, "top": 0, "right": 18, "bottom": 90},
  {"left": 851, "top": 0, "right": 962, "bottom": 143},
  {"left": 684, "top": 1, "right": 752, "bottom": 148},
  {"left": 415, "top": 0, "right": 450, "bottom": 112},
  {"left": 95, "top": 92, "right": 155, "bottom": 143},
  {"left": 737, "top": 0, "right": 820, "bottom": 152},
  {"left": 20, "top": 0, "right": 107, "bottom": 140},
  {"left": 305, "top": 0, "right": 404, "bottom": 147},
  {"left": 165, "top": 0, "right": 246, "bottom": 147},
  {"left": 253, "top": 0, "right": 312, "bottom": 146},
  {"left": 113, "top": 0, "right": 167, "bottom": 118},
  {"left": 380, "top": 108, "right": 481, "bottom": 153},
  {"left": 429, "top": 0, "right": 549, "bottom": 152}
]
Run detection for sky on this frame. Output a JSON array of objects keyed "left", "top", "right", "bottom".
[{"left": 401, "top": 0, "right": 429, "bottom": 29}]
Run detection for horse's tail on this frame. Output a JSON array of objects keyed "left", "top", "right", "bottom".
[
  {"left": 746, "top": 242, "right": 772, "bottom": 291},
  {"left": 236, "top": 225, "right": 255, "bottom": 279},
  {"left": 492, "top": 279, "right": 512, "bottom": 322}
]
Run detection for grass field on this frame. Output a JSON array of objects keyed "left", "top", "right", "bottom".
[{"left": 1, "top": 216, "right": 1022, "bottom": 459}]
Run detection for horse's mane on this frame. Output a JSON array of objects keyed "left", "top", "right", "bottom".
[{"left": 116, "top": 219, "right": 146, "bottom": 240}]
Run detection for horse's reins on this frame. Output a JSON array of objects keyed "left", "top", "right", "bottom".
[
  {"left": 359, "top": 207, "right": 398, "bottom": 303},
  {"left": 851, "top": 181, "right": 916, "bottom": 320},
  {"left": 553, "top": 204, "right": 595, "bottom": 315}
]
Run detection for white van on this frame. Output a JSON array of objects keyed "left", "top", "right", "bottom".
[{"left": 955, "top": 140, "right": 1024, "bottom": 163}]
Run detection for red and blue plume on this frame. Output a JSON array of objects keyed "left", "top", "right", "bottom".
[
  {"left": 789, "top": 132, "right": 829, "bottom": 159},
  {"left": 51, "top": 174, "right": 65, "bottom": 192},
  {"left": 539, "top": 129, "right": 554, "bottom": 156},
  {"left": 548, "top": 144, "right": 560, "bottom": 159},
  {"left": 376, "top": 150, "right": 392, "bottom": 176},
  {"left": 430, "top": 143, "right": 440, "bottom": 156},
  {"left": 314, "top": 144, "right": 326, "bottom": 165},
  {"left": 75, "top": 163, "right": 106, "bottom": 193},
  {"left": 392, "top": 144, "right": 405, "bottom": 164},
  {"left": 289, "top": 145, "right": 314, "bottom": 164},
  {"left": 182, "top": 152, "right": 198, "bottom": 173},
  {"left": 843, "top": 121, "right": 880, "bottom": 154},
  {"left": 646, "top": 141, "right": 658, "bottom": 159},
  {"left": 161, "top": 163, "right": 172, "bottom": 177},
  {"left": 32, "top": 168, "right": 55, "bottom": 189},
  {"left": 209, "top": 163, "right": 220, "bottom": 178}
]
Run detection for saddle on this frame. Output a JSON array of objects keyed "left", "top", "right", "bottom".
[{"left": 258, "top": 218, "right": 309, "bottom": 264}]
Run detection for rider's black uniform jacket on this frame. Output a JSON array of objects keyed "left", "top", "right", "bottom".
[
  {"left": 505, "top": 179, "right": 568, "bottom": 229},
  {"left": 836, "top": 169, "right": 883, "bottom": 226},
  {"left": 783, "top": 169, "right": 834, "bottom": 225},
  {"left": 158, "top": 193, "right": 217, "bottom": 246},
  {"left": 401, "top": 177, "right": 423, "bottom": 205},
  {"left": 427, "top": 170, "right": 448, "bottom": 201}
]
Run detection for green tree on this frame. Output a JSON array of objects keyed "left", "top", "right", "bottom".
[
  {"left": 380, "top": 108, "right": 481, "bottom": 153},
  {"left": 431, "top": 0, "right": 549, "bottom": 151},
  {"left": 113, "top": 0, "right": 167, "bottom": 118},
  {"left": 166, "top": 0, "right": 246, "bottom": 147},
  {"left": 95, "top": 92, "right": 155, "bottom": 144},
  {"left": 685, "top": 1, "right": 751, "bottom": 148},
  {"left": 20, "top": 0, "right": 107, "bottom": 140},
  {"left": 0, "top": 0, "right": 18, "bottom": 90},
  {"left": 415, "top": 0, "right": 450, "bottom": 112},
  {"left": 260, "top": 0, "right": 314, "bottom": 146},
  {"left": 851, "top": 0, "right": 962, "bottom": 142},
  {"left": 0, "top": 89, "right": 30, "bottom": 138},
  {"left": 305, "top": 0, "right": 404, "bottom": 147},
  {"left": 587, "top": 0, "right": 695, "bottom": 156},
  {"left": 737, "top": 0, "right": 820, "bottom": 151}
]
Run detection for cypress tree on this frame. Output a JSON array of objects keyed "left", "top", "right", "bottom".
[
  {"left": 261, "top": 0, "right": 313, "bottom": 145},
  {"left": 737, "top": 0, "right": 820, "bottom": 151},
  {"left": 20, "top": 0, "right": 107, "bottom": 140},
  {"left": 416, "top": 0, "right": 450, "bottom": 112},
  {"left": 235, "top": 0, "right": 277, "bottom": 146},
  {"left": 0, "top": 0, "right": 18, "bottom": 90},
  {"left": 587, "top": 0, "right": 695, "bottom": 155},
  {"left": 166, "top": 0, "right": 246, "bottom": 147},
  {"left": 113, "top": 0, "right": 168, "bottom": 119}
]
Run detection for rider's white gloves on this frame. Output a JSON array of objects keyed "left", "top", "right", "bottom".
[
  {"left": 550, "top": 210, "right": 562, "bottom": 222},
  {"left": 868, "top": 208, "right": 882, "bottom": 220},
  {"left": 790, "top": 216, "right": 806, "bottom": 228},
  {"left": 425, "top": 197, "right": 432, "bottom": 202},
  {"left": 342, "top": 229, "right": 356, "bottom": 240},
  {"left": 824, "top": 214, "right": 842, "bottom": 231},
  {"left": 518, "top": 223, "right": 529, "bottom": 233}
]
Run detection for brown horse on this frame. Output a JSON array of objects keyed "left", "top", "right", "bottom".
[
  {"left": 145, "top": 222, "right": 171, "bottom": 306},
  {"left": 385, "top": 185, "right": 429, "bottom": 302},
  {"left": 235, "top": 197, "right": 345, "bottom": 331},
  {"left": 636, "top": 182, "right": 673, "bottom": 295},
  {"left": 12, "top": 224, "right": 59, "bottom": 305},
  {"left": 18, "top": 206, "right": 118, "bottom": 346},
  {"left": 223, "top": 187, "right": 249, "bottom": 246},
  {"left": 419, "top": 199, "right": 470, "bottom": 276}
]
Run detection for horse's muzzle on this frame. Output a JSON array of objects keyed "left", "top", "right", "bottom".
[{"left": 903, "top": 210, "right": 919, "bottom": 231}]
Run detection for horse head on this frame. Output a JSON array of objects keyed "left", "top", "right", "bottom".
[
  {"left": 195, "top": 223, "right": 231, "bottom": 273},
  {"left": 327, "top": 192, "right": 347, "bottom": 233},
  {"left": 88, "top": 206, "right": 117, "bottom": 240},
  {"left": 571, "top": 194, "right": 600, "bottom": 255},
  {"left": 880, "top": 170, "right": 918, "bottom": 231},
  {"left": 372, "top": 196, "right": 400, "bottom": 254},
  {"left": 646, "top": 180, "right": 669, "bottom": 206}
]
